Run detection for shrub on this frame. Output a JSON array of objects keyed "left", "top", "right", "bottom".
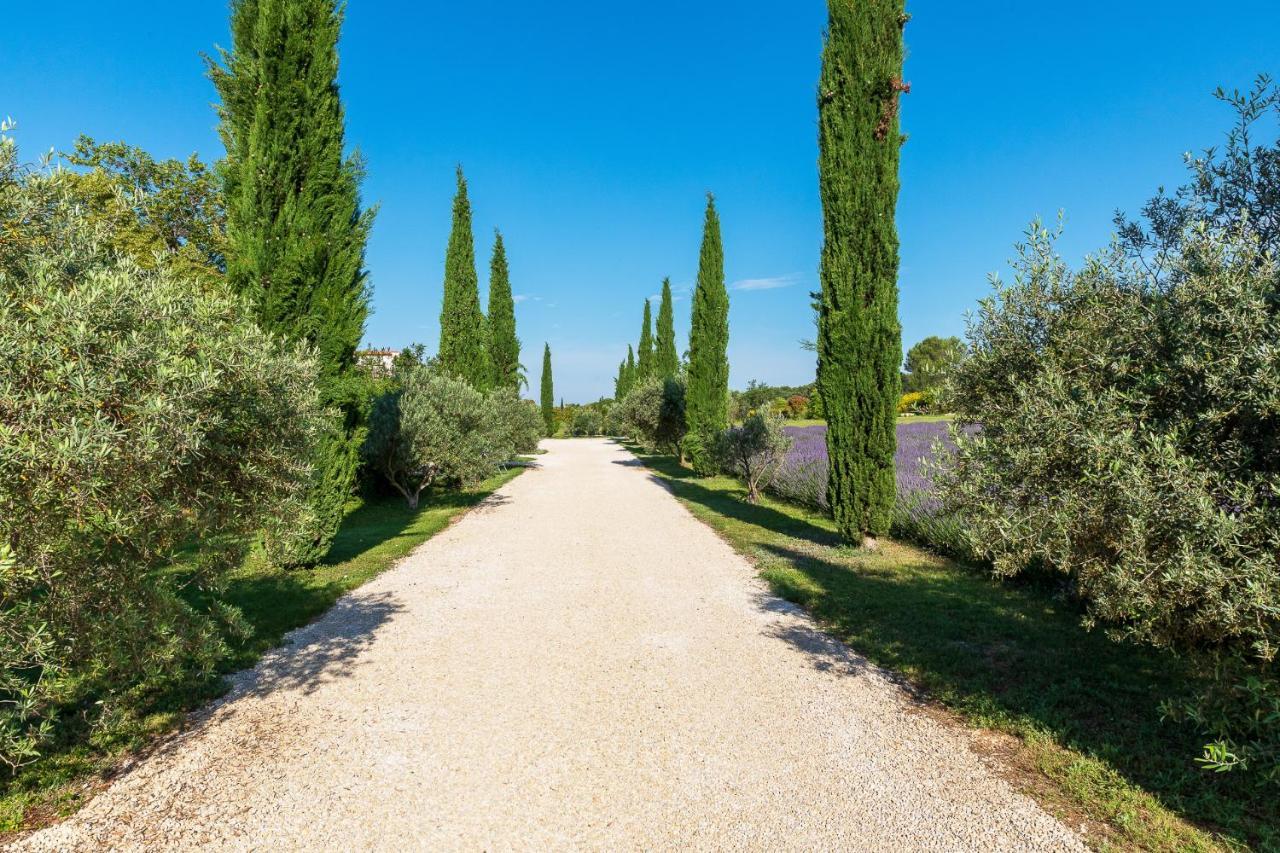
[
  {"left": 939, "top": 222, "right": 1280, "bottom": 784},
  {"left": 714, "top": 412, "right": 793, "bottom": 503},
  {"left": 785, "top": 394, "right": 809, "bottom": 419},
  {"left": 897, "top": 389, "right": 942, "bottom": 415},
  {"left": 488, "top": 389, "right": 543, "bottom": 455},
  {"left": 613, "top": 380, "right": 662, "bottom": 444},
  {"left": 363, "top": 368, "right": 512, "bottom": 509},
  {"left": 0, "top": 139, "right": 323, "bottom": 769},
  {"left": 896, "top": 391, "right": 925, "bottom": 414},
  {"left": 571, "top": 408, "right": 602, "bottom": 436},
  {"left": 604, "top": 405, "right": 626, "bottom": 437},
  {"left": 614, "top": 377, "right": 687, "bottom": 454}
]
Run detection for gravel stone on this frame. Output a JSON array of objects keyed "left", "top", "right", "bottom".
[{"left": 13, "top": 439, "right": 1085, "bottom": 851}]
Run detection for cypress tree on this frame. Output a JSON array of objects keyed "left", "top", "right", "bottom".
[
  {"left": 637, "top": 299, "right": 655, "bottom": 380},
  {"left": 438, "top": 166, "right": 490, "bottom": 389},
  {"left": 615, "top": 357, "right": 631, "bottom": 400},
  {"left": 684, "top": 194, "right": 730, "bottom": 474},
  {"left": 816, "top": 0, "right": 906, "bottom": 547},
  {"left": 487, "top": 229, "right": 521, "bottom": 392},
  {"left": 654, "top": 277, "right": 678, "bottom": 379},
  {"left": 540, "top": 343, "right": 555, "bottom": 435},
  {"left": 211, "top": 0, "right": 374, "bottom": 566},
  {"left": 623, "top": 345, "right": 637, "bottom": 397}
]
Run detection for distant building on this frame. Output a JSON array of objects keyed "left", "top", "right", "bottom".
[{"left": 355, "top": 348, "right": 397, "bottom": 377}]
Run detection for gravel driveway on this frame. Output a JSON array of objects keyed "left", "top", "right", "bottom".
[{"left": 15, "top": 439, "right": 1083, "bottom": 851}]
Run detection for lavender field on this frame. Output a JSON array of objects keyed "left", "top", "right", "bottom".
[{"left": 773, "top": 420, "right": 969, "bottom": 551}]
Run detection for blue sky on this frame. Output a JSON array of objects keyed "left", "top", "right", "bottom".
[{"left": 7, "top": 2, "right": 1278, "bottom": 401}]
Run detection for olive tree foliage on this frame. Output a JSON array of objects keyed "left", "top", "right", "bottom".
[
  {"left": 0, "top": 133, "right": 324, "bottom": 770},
  {"left": 714, "top": 412, "right": 793, "bottom": 503},
  {"left": 939, "top": 222, "right": 1280, "bottom": 784},
  {"left": 941, "top": 79, "right": 1280, "bottom": 785},
  {"left": 363, "top": 368, "right": 515, "bottom": 509},
  {"left": 489, "top": 389, "right": 544, "bottom": 456},
  {"left": 613, "top": 377, "right": 687, "bottom": 454},
  {"left": 1114, "top": 74, "right": 1280, "bottom": 278},
  {"left": 571, "top": 408, "right": 603, "bottom": 437}
]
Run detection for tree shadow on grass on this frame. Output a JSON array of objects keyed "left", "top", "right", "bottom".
[
  {"left": 120, "top": 589, "right": 405, "bottom": 781},
  {"left": 754, "top": 540, "right": 1268, "bottom": 845},
  {"left": 323, "top": 489, "right": 488, "bottom": 566},
  {"left": 650, "top": 472, "right": 843, "bottom": 550}
]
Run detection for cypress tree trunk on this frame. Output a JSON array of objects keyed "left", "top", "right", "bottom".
[
  {"left": 684, "top": 194, "right": 730, "bottom": 475},
  {"left": 655, "top": 277, "right": 679, "bottom": 379},
  {"left": 816, "top": 0, "right": 906, "bottom": 547},
  {"left": 211, "top": 0, "right": 374, "bottom": 567},
  {"left": 438, "top": 166, "right": 490, "bottom": 389},
  {"left": 637, "top": 300, "right": 655, "bottom": 380},
  {"left": 540, "top": 343, "right": 555, "bottom": 435},
  {"left": 487, "top": 229, "right": 521, "bottom": 392}
]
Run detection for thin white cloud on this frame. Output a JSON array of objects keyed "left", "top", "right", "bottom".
[
  {"left": 513, "top": 294, "right": 541, "bottom": 304},
  {"left": 732, "top": 272, "right": 802, "bottom": 292}
]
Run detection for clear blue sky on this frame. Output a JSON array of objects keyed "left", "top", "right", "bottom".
[{"left": 7, "top": 2, "right": 1278, "bottom": 401}]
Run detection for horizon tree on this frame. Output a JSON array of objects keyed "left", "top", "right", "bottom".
[
  {"left": 654, "top": 277, "right": 678, "bottom": 379},
  {"left": 438, "top": 166, "right": 489, "bottom": 389},
  {"left": 210, "top": 0, "right": 374, "bottom": 566},
  {"left": 487, "top": 229, "right": 521, "bottom": 392},
  {"left": 903, "top": 335, "right": 965, "bottom": 393},
  {"left": 816, "top": 0, "right": 907, "bottom": 547},
  {"left": 540, "top": 343, "right": 554, "bottom": 435},
  {"left": 637, "top": 299, "right": 655, "bottom": 380},
  {"left": 684, "top": 194, "right": 730, "bottom": 474}
]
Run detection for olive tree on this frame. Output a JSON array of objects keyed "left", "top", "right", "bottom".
[
  {"left": 940, "top": 222, "right": 1280, "bottom": 784},
  {"left": 1, "top": 135, "right": 324, "bottom": 769},
  {"left": 488, "top": 389, "right": 544, "bottom": 456},
  {"left": 614, "top": 377, "right": 687, "bottom": 454},
  {"left": 714, "top": 412, "right": 793, "bottom": 503},
  {"left": 364, "top": 368, "right": 513, "bottom": 509}
]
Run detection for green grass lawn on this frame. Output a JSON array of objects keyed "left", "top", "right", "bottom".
[
  {"left": 895, "top": 413, "right": 955, "bottom": 424},
  {"left": 0, "top": 465, "right": 525, "bottom": 835},
  {"left": 630, "top": 447, "right": 1273, "bottom": 852}
]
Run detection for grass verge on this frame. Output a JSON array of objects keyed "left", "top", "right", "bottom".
[
  {"left": 629, "top": 446, "right": 1270, "bottom": 852},
  {"left": 0, "top": 466, "right": 525, "bottom": 836}
]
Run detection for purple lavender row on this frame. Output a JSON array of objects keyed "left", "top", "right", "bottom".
[{"left": 772, "top": 421, "right": 953, "bottom": 509}]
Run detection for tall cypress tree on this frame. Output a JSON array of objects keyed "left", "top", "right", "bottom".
[
  {"left": 487, "top": 229, "right": 521, "bottom": 392},
  {"left": 624, "top": 345, "right": 637, "bottom": 396},
  {"left": 654, "top": 277, "right": 678, "bottom": 379},
  {"left": 816, "top": 0, "right": 906, "bottom": 547},
  {"left": 637, "top": 299, "right": 655, "bottom": 380},
  {"left": 211, "top": 0, "right": 374, "bottom": 566},
  {"left": 438, "top": 166, "right": 490, "bottom": 389},
  {"left": 614, "top": 357, "right": 629, "bottom": 400},
  {"left": 540, "top": 343, "right": 555, "bottom": 435},
  {"left": 684, "top": 194, "right": 730, "bottom": 474}
]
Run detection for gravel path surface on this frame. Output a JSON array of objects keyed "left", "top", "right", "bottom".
[{"left": 15, "top": 439, "right": 1084, "bottom": 851}]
